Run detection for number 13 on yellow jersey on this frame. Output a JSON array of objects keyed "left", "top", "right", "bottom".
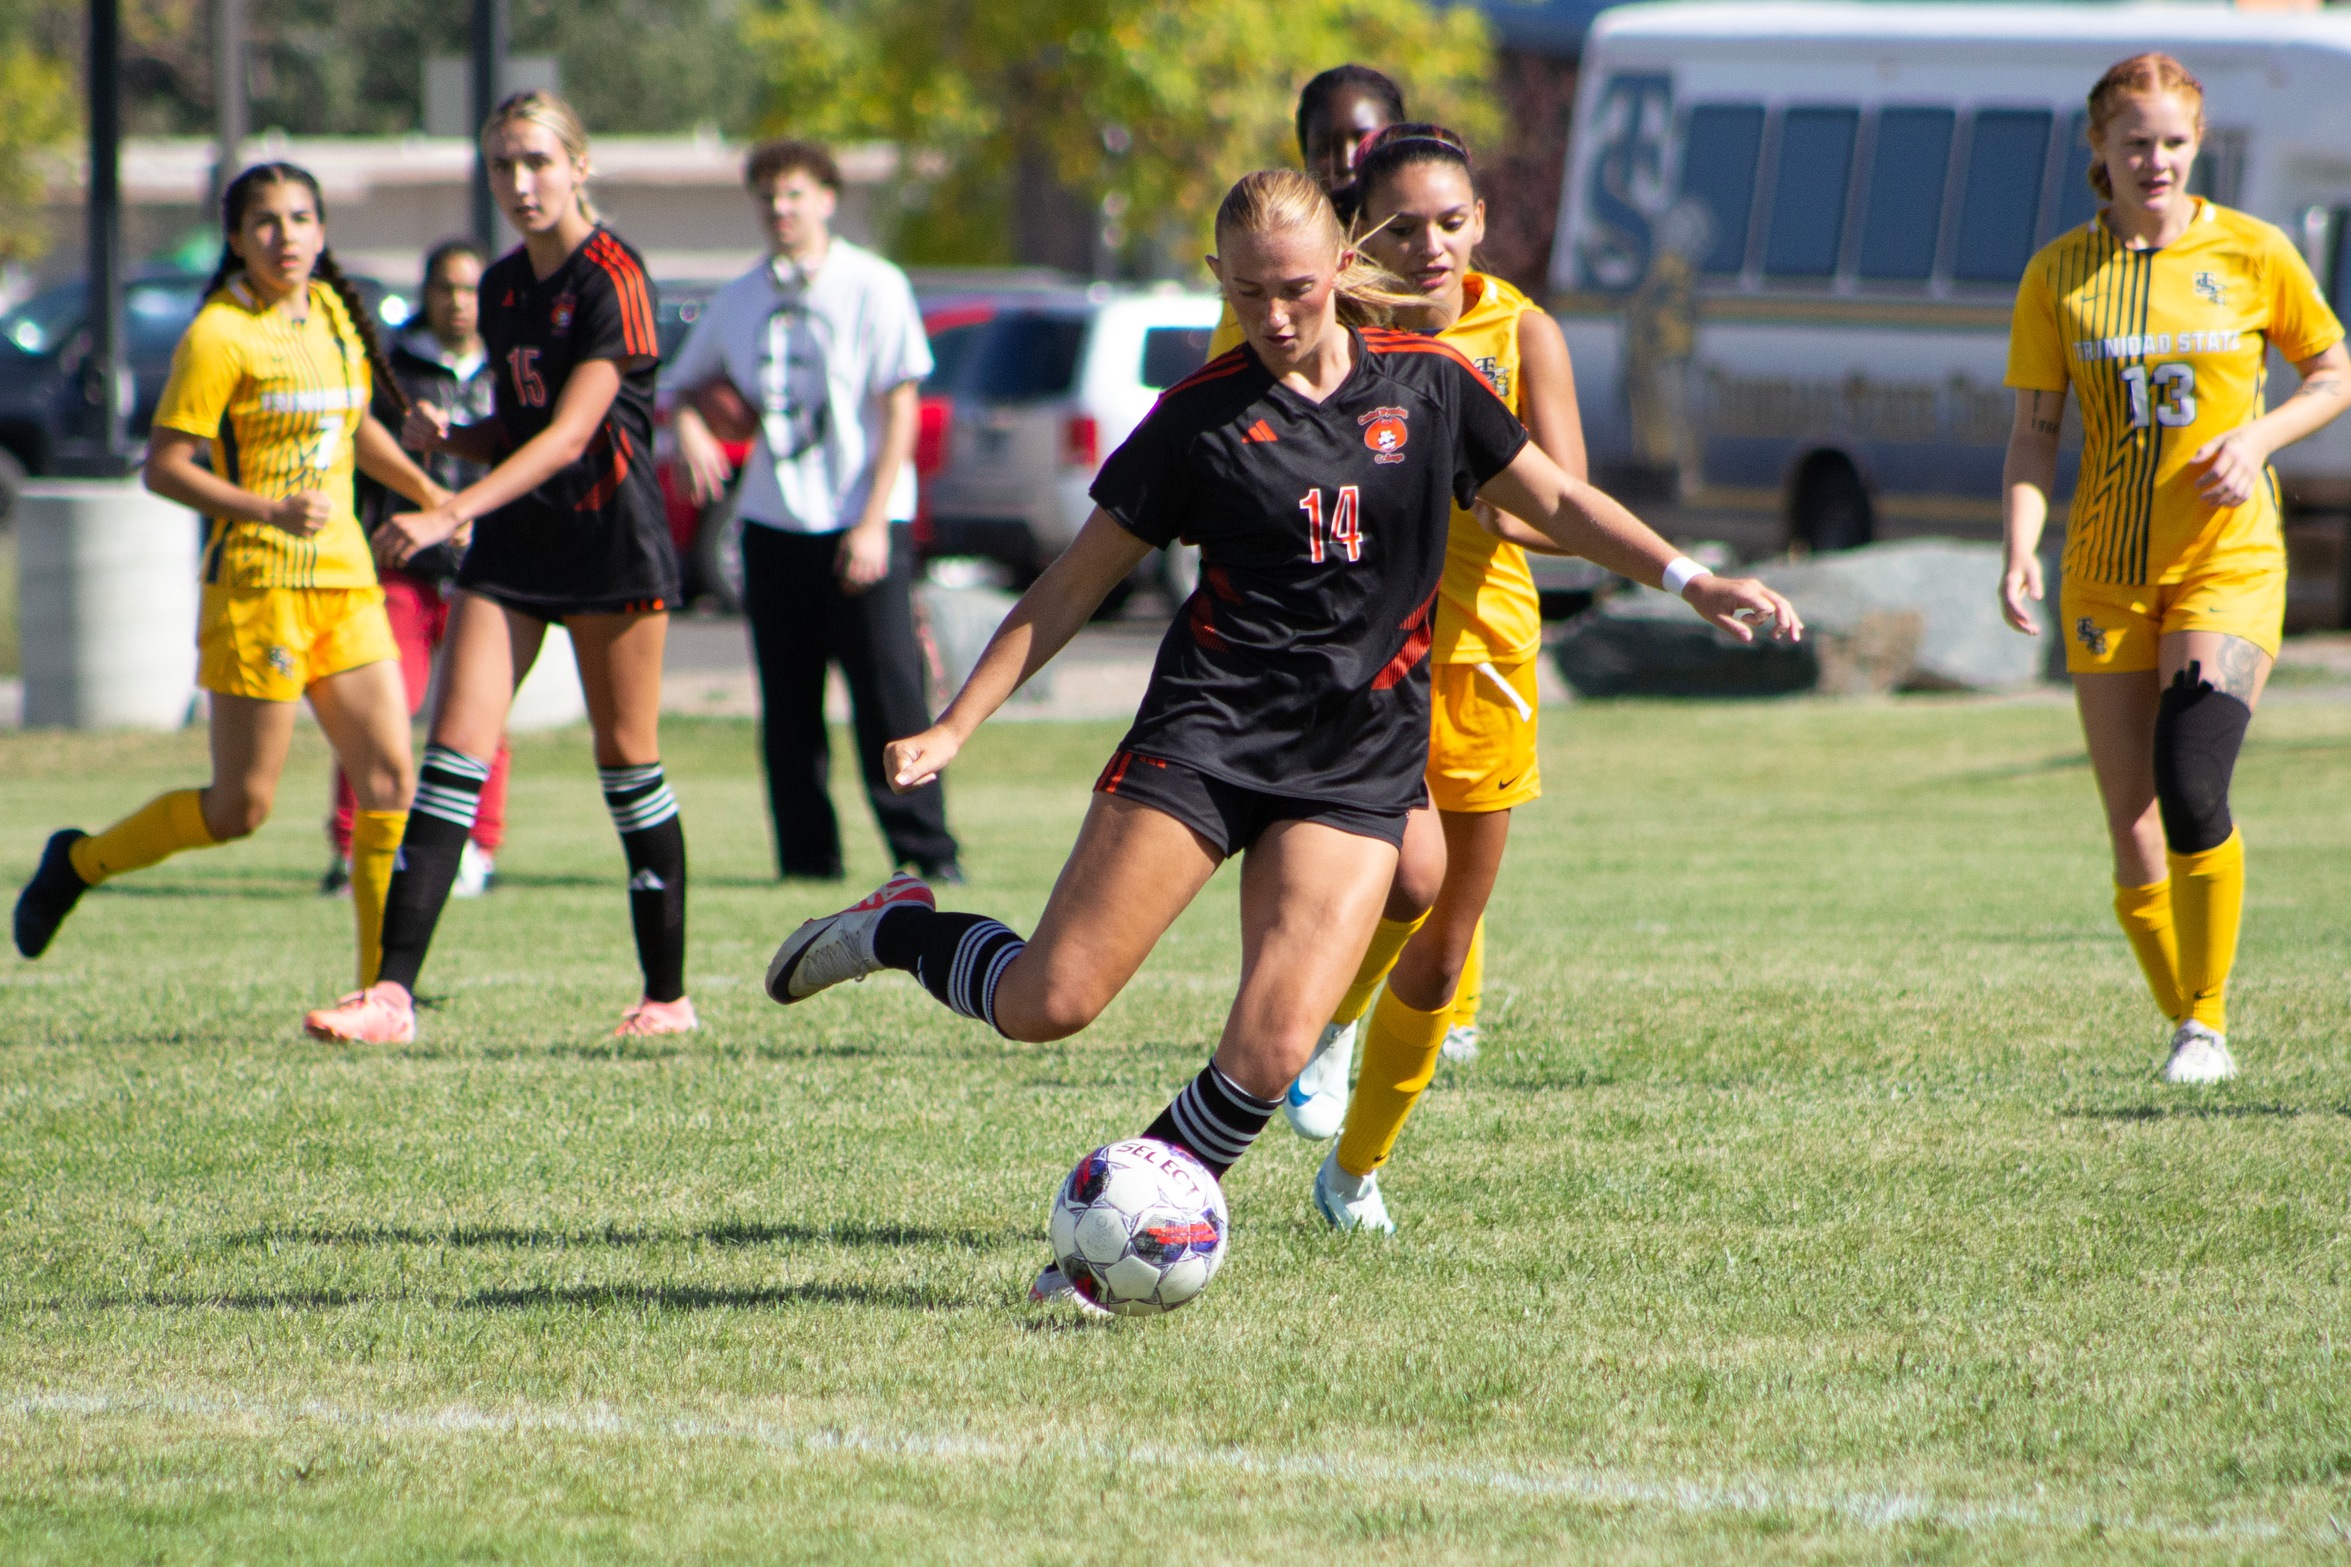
[{"left": 2121, "top": 363, "right": 2197, "bottom": 429}]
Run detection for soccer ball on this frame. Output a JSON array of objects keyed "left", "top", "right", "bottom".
[{"left": 1047, "top": 1137, "right": 1229, "bottom": 1316}]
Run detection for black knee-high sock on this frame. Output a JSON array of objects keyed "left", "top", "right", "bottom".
[
  {"left": 377, "top": 744, "right": 489, "bottom": 991},
  {"left": 1144, "top": 1064, "right": 1278, "bottom": 1180},
  {"left": 601, "top": 763, "right": 688, "bottom": 1003},
  {"left": 872, "top": 905, "right": 1025, "bottom": 1033}
]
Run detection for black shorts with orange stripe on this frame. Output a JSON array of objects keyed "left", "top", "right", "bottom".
[
  {"left": 460, "top": 225, "right": 680, "bottom": 614},
  {"left": 1089, "top": 327, "right": 1527, "bottom": 813},
  {"left": 1093, "top": 749, "right": 1415, "bottom": 856}
]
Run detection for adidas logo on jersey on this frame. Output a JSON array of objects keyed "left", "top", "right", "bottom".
[{"left": 1241, "top": 419, "right": 1278, "bottom": 444}]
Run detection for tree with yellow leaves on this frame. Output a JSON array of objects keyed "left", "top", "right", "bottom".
[{"left": 743, "top": 0, "right": 1495, "bottom": 270}]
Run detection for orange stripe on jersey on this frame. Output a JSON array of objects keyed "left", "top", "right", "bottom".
[
  {"left": 1360, "top": 330, "right": 1487, "bottom": 379},
  {"left": 592, "top": 234, "right": 656, "bottom": 356},
  {"left": 585, "top": 233, "right": 657, "bottom": 358},
  {"left": 1369, "top": 586, "right": 1441, "bottom": 691},
  {"left": 576, "top": 425, "right": 634, "bottom": 511},
  {"left": 1161, "top": 347, "right": 1252, "bottom": 398}
]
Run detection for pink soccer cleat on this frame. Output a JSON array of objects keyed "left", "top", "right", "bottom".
[
  {"left": 613, "top": 995, "right": 699, "bottom": 1037},
  {"left": 303, "top": 982, "right": 416, "bottom": 1044}
]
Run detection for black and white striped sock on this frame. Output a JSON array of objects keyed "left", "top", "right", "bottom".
[
  {"left": 376, "top": 744, "right": 490, "bottom": 991},
  {"left": 601, "top": 763, "right": 687, "bottom": 1004},
  {"left": 874, "top": 907, "right": 1025, "bottom": 1034},
  {"left": 1144, "top": 1064, "right": 1279, "bottom": 1180}
]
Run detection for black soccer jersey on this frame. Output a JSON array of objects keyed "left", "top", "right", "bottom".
[
  {"left": 1091, "top": 328, "right": 1529, "bottom": 811},
  {"left": 458, "top": 225, "right": 681, "bottom": 614}
]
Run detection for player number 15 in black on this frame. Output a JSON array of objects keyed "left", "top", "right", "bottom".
[{"left": 1298, "top": 485, "right": 1364, "bottom": 564}]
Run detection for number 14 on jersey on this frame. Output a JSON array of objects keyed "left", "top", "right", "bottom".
[{"left": 1299, "top": 485, "right": 1363, "bottom": 563}]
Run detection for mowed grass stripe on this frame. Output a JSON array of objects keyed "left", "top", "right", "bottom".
[{"left": 3, "top": 702, "right": 2350, "bottom": 1563}]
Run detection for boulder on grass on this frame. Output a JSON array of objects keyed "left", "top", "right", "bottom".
[
  {"left": 1756, "top": 539, "right": 2046, "bottom": 691},
  {"left": 1550, "top": 584, "right": 1818, "bottom": 698}
]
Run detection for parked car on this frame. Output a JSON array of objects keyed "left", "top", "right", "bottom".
[
  {"left": 0, "top": 268, "right": 416, "bottom": 519},
  {"left": 922, "top": 287, "right": 1222, "bottom": 606}
]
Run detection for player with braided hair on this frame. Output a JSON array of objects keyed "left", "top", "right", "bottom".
[{"left": 13, "top": 162, "right": 448, "bottom": 999}]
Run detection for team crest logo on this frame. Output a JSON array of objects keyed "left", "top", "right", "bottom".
[
  {"left": 2194, "top": 271, "right": 2227, "bottom": 306},
  {"left": 1359, "top": 406, "right": 1411, "bottom": 464},
  {"left": 550, "top": 294, "right": 577, "bottom": 335},
  {"left": 1472, "top": 356, "right": 1511, "bottom": 399},
  {"left": 266, "top": 646, "right": 295, "bottom": 675},
  {"left": 2074, "top": 617, "right": 2108, "bottom": 656}
]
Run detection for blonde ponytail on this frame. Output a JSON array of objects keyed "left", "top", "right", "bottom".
[
  {"left": 1214, "top": 169, "right": 1421, "bottom": 328},
  {"left": 482, "top": 88, "right": 600, "bottom": 222}
]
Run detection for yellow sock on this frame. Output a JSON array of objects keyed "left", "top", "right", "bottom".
[
  {"left": 1333, "top": 913, "right": 1427, "bottom": 1027},
  {"left": 349, "top": 809, "right": 407, "bottom": 987},
  {"left": 2171, "top": 829, "right": 2245, "bottom": 1033},
  {"left": 1335, "top": 984, "right": 1450, "bottom": 1178},
  {"left": 2112, "top": 878, "right": 2185, "bottom": 1023},
  {"left": 1449, "top": 916, "right": 1486, "bottom": 1031},
  {"left": 68, "top": 790, "right": 215, "bottom": 885}
]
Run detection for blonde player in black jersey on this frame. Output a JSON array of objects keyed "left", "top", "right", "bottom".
[
  {"left": 305, "top": 91, "right": 692, "bottom": 1045},
  {"left": 763, "top": 170, "right": 1799, "bottom": 1313},
  {"left": 13, "top": 164, "right": 447, "bottom": 992},
  {"left": 2002, "top": 54, "right": 2350, "bottom": 1083}
]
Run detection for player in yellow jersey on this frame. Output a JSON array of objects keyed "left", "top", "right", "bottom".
[
  {"left": 2002, "top": 54, "right": 2351, "bottom": 1085},
  {"left": 1287, "top": 125, "right": 1593, "bottom": 1229},
  {"left": 13, "top": 163, "right": 448, "bottom": 994}
]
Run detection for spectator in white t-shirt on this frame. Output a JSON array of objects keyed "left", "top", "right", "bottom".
[{"left": 667, "top": 139, "right": 960, "bottom": 882}]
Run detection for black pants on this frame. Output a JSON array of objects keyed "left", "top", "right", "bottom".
[{"left": 741, "top": 521, "right": 958, "bottom": 879}]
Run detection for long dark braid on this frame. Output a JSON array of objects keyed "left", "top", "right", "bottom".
[{"left": 206, "top": 161, "right": 407, "bottom": 417}]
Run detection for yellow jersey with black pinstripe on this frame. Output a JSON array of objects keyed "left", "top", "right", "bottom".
[
  {"left": 152, "top": 277, "right": 378, "bottom": 591},
  {"left": 2008, "top": 200, "right": 2343, "bottom": 587}
]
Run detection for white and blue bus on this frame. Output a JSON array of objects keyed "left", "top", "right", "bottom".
[{"left": 1550, "top": 1, "right": 2351, "bottom": 623}]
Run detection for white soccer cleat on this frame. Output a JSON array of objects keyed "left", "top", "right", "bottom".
[
  {"left": 452, "top": 841, "right": 496, "bottom": 899},
  {"left": 1029, "top": 1261, "right": 1113, "bottom": 1319},
  {"left": 1440, "top": 1023, "right": 1481, "bottom": 1064},
  {"left": 764, "top": 871, "right": 934, "bottom": 1004},
  {"left": 1283, "top": 1019, "right": 1356, "bottom": 1139},
  {"left": 2161, "top": 1020, "right": 2238, "bottom": 1085},
  {"left": 1313, "top": 1146, "right": 1394, "bottom": 1234}
]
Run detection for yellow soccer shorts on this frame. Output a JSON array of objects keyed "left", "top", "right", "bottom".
[
  {"left": 198, "top": 584, "right": 399, "bottom": 702},
  {"left": 2061, "top": 552, "right": 2285, "bottom": 675},
  {"left": 1426, "top": 658, "right": 1542, "bottom": 814}
]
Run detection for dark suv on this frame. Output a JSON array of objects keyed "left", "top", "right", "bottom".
[{"left": 0, "top": 269, "right": 414, "bottom": 516}]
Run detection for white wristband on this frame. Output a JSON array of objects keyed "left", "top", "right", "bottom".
[{"left": 1661, "top": 555, "right": 1712, "bottom": 595}]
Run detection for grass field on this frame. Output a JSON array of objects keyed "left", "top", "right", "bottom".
[{"left": 4, "top": 696, "right": 2351, "bottom": 1563}]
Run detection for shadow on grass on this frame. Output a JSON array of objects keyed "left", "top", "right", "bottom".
[
  {"left": 463, "top": 1280, "right": 974, "bottom": 1312},
  {"left": 219, "top": 1219, "right": 1026, "bottom": 1251},
  {"left": 456, "top": 872, "right": 616, "bottom": 891},
  {"left": 95, "top": 877, "right": 316, "bottom": 901},
  {"left": 2059, "top": 1101, "right": 2349, "bottom": 1122}
]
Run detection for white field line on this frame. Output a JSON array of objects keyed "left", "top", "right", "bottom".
[{"left": 0, "top": 1387, "right": 2286, "bottom": 1545}]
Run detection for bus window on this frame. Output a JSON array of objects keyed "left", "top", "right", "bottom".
[
  {"left": 1680, "top": 104, "right": 1766, "bottom": 275},
  {"left": 1954, "top": 109, "right": 2052, "bottom": 283},
  {"left": 1764, "top": 107, "right": 1859, "bottom": 278},
  {"left": 1857, "top": 107, "right": 1954, "bottom": 281},
  {"left": 2050, "top": 110, "right": 2098, "bottom": 238}
]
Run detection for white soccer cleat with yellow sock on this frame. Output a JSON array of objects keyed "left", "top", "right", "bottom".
[
  {"left": 1439, "top": 1023, "right": 1480, "bottom": 1064},
  {"left": 1283, "top": 1020, "right": 1356, "bottom": 1139},
  {"left": 1313, "top": 1146, "right": 1394, "bottom": 1234},
  {"left": 2161, "top": 1020, "right": 2237, "bottom": 1085}
]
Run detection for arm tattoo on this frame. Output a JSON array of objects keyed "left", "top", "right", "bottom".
[
  {"left": 2202, "top": 636, "right": 2269, "bottom": 701},
  {"left": 2295, "top": 372, "right": 2349, "bottom": 405},
  {"left": 2031, "top": 417, "right": 2062, "bottom": 436}
]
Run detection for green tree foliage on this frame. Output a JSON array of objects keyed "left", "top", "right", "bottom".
[
  {"left": 743, "top": 0, "right": 1497, "bottom": 270},
  {"left": 22, "top": 0, "right": 766, "bottom": 141},
  {"left": 0, "top": 1, "right": 75, "bottom": 263}
]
